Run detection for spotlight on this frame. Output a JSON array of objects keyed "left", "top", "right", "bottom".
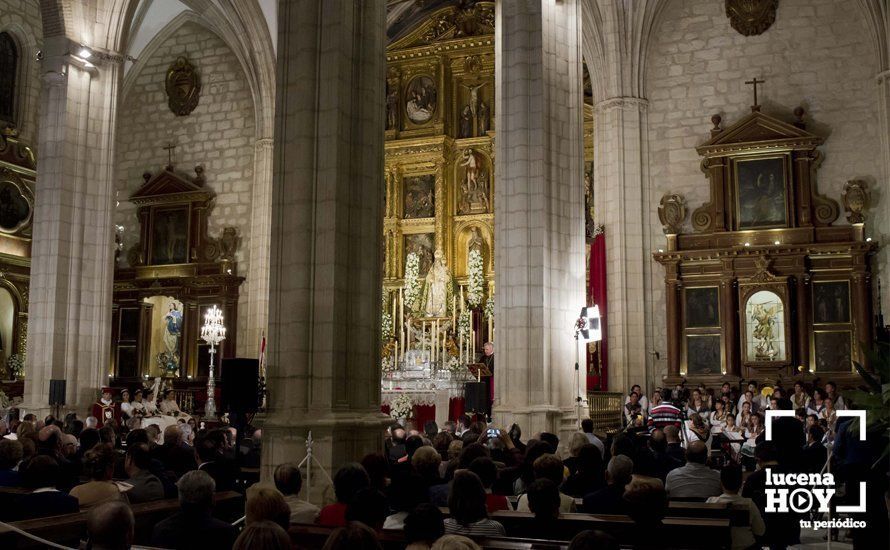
[
  {"left": 78, "top": 47, "right": 92, "bottom": 59},
  {"left": 744, "top": 242, "right": 750, "bottom": 247},
  {"left": 576, "top": 305, "right": 602, "bottom": 343},
  {"left": 774, "top": 240, "right": 780, "bottom": 245}
]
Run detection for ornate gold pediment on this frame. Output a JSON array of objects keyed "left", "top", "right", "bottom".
[
  {"left": 389, "top": 2, "right": 494, "bottom": 50},
  {"left": 130, "top": 166, "right": 213, "bottom": 207}
]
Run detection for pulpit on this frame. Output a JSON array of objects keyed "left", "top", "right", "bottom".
[{"left": 654, "top": 104, "right": 877, "bottom": 388}]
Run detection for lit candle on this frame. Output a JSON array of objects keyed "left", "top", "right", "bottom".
[
  {"left": 488, "top": 315, "right": 493, "bottom": 343},
  {"left": 460, "top": 286, "right": 464, "bottom": 311},
  {"left": 452, "top": 295, "right": 456, "bottom": 326},
  {"left": 471, "top": 329, "right": 476, "bottom": 361}
]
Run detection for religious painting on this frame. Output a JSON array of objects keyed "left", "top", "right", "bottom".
[
  {"left": 0, "top": 180, "right": 31, "bottom": 232},
  {"left": 736, "top": 157, "right": 787, "bottom": 229},
  {"left": 0, "top": 32, "right": 17, "bottom": 123},
  {"left": 144, "top": 295, "right": 183, "bottom": 377},
  {"left": 457, "top": 149, "right": 490, "bottom": 215},
  {"left": 685, "top": 287, "right": 720, "bottom": 328},
  {"left": 404, "top": 174, "right": 435, "bottom": 219},
  {"left": 814, "top": 331, "right": 852, "bottom": 372},
  {"left": 151, "top": 208, "right": 189, "bottom": 264},
  {"left": 405, "top": 75, "right": 436, "bottom": 124},
  {"left": 813, "top": 281, "right": 850, "bottom": 324},
  {"left": 686, "top": 335, "right": 721, "bottom": 375},
  {"left": 405, "top": 233, "right": 434, "bottom": 276},
  {"left": 744, "top": 290, "right": 786, "bottom": 362}
]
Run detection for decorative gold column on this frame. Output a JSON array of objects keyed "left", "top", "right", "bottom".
[
  {"left": 434, "top": 159, "right": 447, "bottom": 252},
  {"left": 665, "top": 277, "right": 680, "bottom": 378},
  {"left": 721, "top": 274, "right": 739, "bottom": 377},
  {"left": 794, "top": 273, "right": 810, "bottom": 371}
]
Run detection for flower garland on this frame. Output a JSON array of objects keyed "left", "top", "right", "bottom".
[
  {"left": 484, "top": 295, "right": 494, "bottom": 319},
  {"left": 458, "top": 309, "right": 472, "bottom": 340},
  {"left": 381, "top": 311, "right": 394, "bottom": 341},
  {"left": 381, "top": 353, "right": 396, "bottom": 375},
  {"left": 5, "top": 354, "right": 23, "bottom": 379},
  {"left": 446, "top": 354, "right": 463, "bottom": 374},
  {"left": 389, "top": 393, "right": 414, "bottom": 420},
  {"left": 403, "top": 252, "right": 422, "bottom": 312},
  {"left": 466, "top": 249, "right": 485, "bottom": 308}
]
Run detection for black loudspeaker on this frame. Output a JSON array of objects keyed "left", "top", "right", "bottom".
[
  {"left": 49, "top": 379, "right": 66, "bottom": 406},
  {"left": 464, "top": 382, "right": 487, "bottom": 414},
  {"left": 221, "top": 358, "right": 259, "bottom": 413}
]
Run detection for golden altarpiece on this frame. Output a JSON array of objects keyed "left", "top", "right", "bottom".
[
  {"left": 380, "top": 3, "right": 496, "bottom": 413},
  {"left": 0, "top": 127, "right": 33, "bottom": 381},
  {"left": 655, "top": 103, "right": 877, "bottom": 388},
  {"left": 111, "top": 165, "right": 243, "bottom": 388}
]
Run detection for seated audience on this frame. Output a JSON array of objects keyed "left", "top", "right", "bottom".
[
  {"left": 153, "top": 424, "right": 197, "bottom": 478},
  {"left": 123, "top": 442, "right": 164, "bottom": 504},
  {"left": 151, "top": 470, "right": 238, "bottom": 549},
  {"left": 70, "top": 443, "right": 125, "bottom": 509},
  {"left": 85, "top": 500, "right": 135, "bottom": 550},
  {"left": 0, "top": 438, "right": 22, "bottom": 486},
  {"left": 346, "top": 487, "right": 389, "bottom": 530},
  {"left": 468, "top": 456, "right": 509, "bottom": 513},
  {"left": 512, "top": 478, "right": 565, "bottom": 540},
  {"left": 385, "top": 472, "right": 428, "bottom": 529},
  {"left": 706, "top": 465, "right": 765, "bottom": 550},
  {"left": 403, "top": 503, "right": 445, "bottom": 550},
  {"left": 664, "top": 441, "right": 720, "bottom": 499},
  {"left": 561, "top": 443, "right": 604, "bottom": 497},
  {"left": 802, "top": 424, "right": 827, "bottom": 473},
  {"left": 517, "top": 453, "right": 576, "bottom": 512},
  {"left": 623, "top": 476, "right": 668, "bottom": 544},
  {"left": 647, "top": 429, "right": 682, "bottom": 480},
  {"left": 233, "top": 520, "right": 291, "bottom": 550},
  {"left": 361, "top": 452, "right": 390, "bottom": 494},
  {"left": 662, "top": 425, "right": 685, "bottom": 464},
  {"left": 443, "top": 470, "right": 506, "bottom": 536},
  {"left": 323, "top": 521, "right": 383, "bottom": 550},
  {"left": 317, "top": 462, "right": 370, "bottom": 527},
  {"left": 195, "top": 433, "right": 238, "bottom": 492},
  {"left": 579, "top": 419, "right": 604, "bottom": 457},
  {"left": 582, "top": 454, "right": 632, "bottom": 514},
  {"left": 741, "top": 441, "right": 800, "bottom": 548},
  {"left": 10, "top": 455, "right": 79, "bottom": 520},
  {"left": 431, "top": 535, "right": 481, "bottom": 550},
  {"left": 274, "top": 462, "right": 320, "bottom": 524},
  {"left": 563, "top": 432, "right": 589, "bottom": 474},
  {"left": 245, "top": 483, "right": 291, "bottom": 530}
]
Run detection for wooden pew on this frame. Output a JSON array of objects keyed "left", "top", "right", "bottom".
[
  {"left": 0, "top": 490, "right": 243, "bottom": 549},
  {"left": 290, "top": 513, "right": 730, "bottom": 550},
  {"left": 491, "top": 511, "right": 730, "bottom": 549}
]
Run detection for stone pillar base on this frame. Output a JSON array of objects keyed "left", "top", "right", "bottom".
[{"left": 261, "top": 411, "right": 391, "bottom": 505}]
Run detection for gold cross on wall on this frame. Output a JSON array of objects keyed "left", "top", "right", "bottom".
[{"left": 163, "top": 143, "right": 176, "bottom": 169}]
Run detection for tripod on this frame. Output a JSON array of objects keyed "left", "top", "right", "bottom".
[{"left": 298, "top": 431, "right": 334, "bottom": 502}]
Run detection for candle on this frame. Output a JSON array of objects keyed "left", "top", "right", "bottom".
[
  {"left": 471, "top": 329, "right": 476, "bottom": 361},
  {"left": 460, "top": 286, "right": 464, "bottom": 311},
  {"left": 400, "top": 287, "right": 404, "bottom": 337},
  {"left": 433, "top": 320, "right": 437, "bottom": 364},
  {"left": 488, "top": 315, "right": 493, "bottom": 343},
  {"left": 452, "top": 295, "right": 456, "bottom": 326}
]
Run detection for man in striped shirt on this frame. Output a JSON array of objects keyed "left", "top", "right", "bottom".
[{"left": 648, "top": 388, "right": 683, "bottom": 430}]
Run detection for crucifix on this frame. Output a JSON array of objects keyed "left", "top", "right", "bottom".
[
  {"left": 163, "top": 143, "right": 176, "bottom": 169},
  {"left": 745, "top": 77, "right": 765, "bottom": 111}
]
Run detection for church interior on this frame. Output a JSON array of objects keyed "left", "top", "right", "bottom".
[{"left": 0, "top": 0, "right": 887, "bottom": 549}]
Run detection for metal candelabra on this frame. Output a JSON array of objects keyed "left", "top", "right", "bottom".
[{"left": 200, "top": 305, "right": 226, "bottom": 419}]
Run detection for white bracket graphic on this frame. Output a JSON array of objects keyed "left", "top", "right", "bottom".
[{"left": 764, "top": 409, "right": 795, "bottom": 441}]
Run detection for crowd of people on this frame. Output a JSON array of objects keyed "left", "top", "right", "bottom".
[{"left": 0, "top": 378, "right": 886, "bottom": 549}]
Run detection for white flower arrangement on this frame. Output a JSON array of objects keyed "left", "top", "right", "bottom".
[
  {"left": 381, "top": 311, "right": 394, "bottom": 341},
  {"left": 404, "top": 252, "right": 422, "bottom": 312},
  {"left": 389, "top": 393, "right": 414, "bottom": 420},
  {"left": 466, "top": 249, "right": 485, "bottom": 308},
  {"left": 446, "top": 354, "right": 463, "bottom": 374},
  {"left": 5, "top": 354, "right": 23, "bottom": 379},
  {"left": 381, "top": 353, "right": 396, "bottom": 374},
  {"left": 484, "top": 295, "right": 494, "bottom": 319}
]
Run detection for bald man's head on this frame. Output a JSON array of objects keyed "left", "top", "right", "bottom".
[
  {"left": 663, "top": 425, "right": 680, "bottom": 443},
  {"left": 87, "top": 501, "right": 134, "bottom": 550},
  {"left": 163, "top": 424, "right": 182, "bottom": 446},
  {"left": 685, "top": 441, "right": 708, "bottom": 464}
]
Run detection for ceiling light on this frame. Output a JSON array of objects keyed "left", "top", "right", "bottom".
[{"left": 78, "top": 47, "right": 92, "bottom": 59}]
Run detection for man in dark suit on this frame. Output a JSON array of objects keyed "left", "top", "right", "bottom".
[
  {"left": 801, "top": 424, "right": 827, "bottom": 473},
  {"left": 195, "top": 435, "right": 238, "bottom": 492},
  {"left": 662, "top": 425, "right": 686, "bottom": 465},
  {"left": 125, "top": 443, "right": 165, "bottom": 503},
  {"left": 10, "top": 455, "right": 79, "bottom": 520},
  {"left": 151, "top": 470, "right": 237, "bottom": 549},
  {"left": 582, "top": 454, "right": 632, "bottom": 514},
  {"left": 648, "top": 429, "right": 683, "bottom": 480},
  {"left": 153, "top": 424, "right": 198, "bottom": 478}
]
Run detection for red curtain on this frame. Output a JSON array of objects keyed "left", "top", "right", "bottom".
[
  {"left": 448, "top": 397, "right": 465, "bottom": 422},
  {"left": 379, "top": 403, "right": 437, "bottom": 428},
  {"left": 588, "top": 231, "right": 608, "bottom": 391}
]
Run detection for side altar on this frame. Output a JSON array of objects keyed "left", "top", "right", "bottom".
[{"left": 654, "top": 92, "right": 878, "bottom": 388}]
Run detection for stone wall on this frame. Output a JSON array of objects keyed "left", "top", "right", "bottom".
[
  {"left": 644, "top": 0, "right": 883, "bottom": 372},
  {"left": 115, "top": 21, "right": 257, "bottom": 350},
  {"left": 0, "top": 0, "right": 42, "bottom": 143}
]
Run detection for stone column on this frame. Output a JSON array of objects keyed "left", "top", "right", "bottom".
[
  {"left": 242, "top": 137, "right": 274, "bottom": 356},
  {"left": 876, "top": 70, "right": 890, "bottom": 321},
  {"left": 261, "top": 0, "right": 389, "bottom": 501},
  {"left": 493, "top": 0, "right": 585, "bottom": 439},
  {"left": 594, "top": 98, "right": 652, "bottom": 393},
  {"left": 22, "top": 40, "right": 119, "bottom": 418}
]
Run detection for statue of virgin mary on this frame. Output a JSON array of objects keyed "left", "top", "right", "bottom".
[
  {"left": 422, "top": 250, "right": 453, "bottom": 318},
  {"left": 163, "top": 302, "right": 183, "bottom": 354}
]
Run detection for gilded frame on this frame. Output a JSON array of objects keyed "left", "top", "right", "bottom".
[
  {"left": 738, "top": 280, "right": 793, "bottom": 371},
  {"left": 732, "top": 153, "right": 792, "bottom": 230}
]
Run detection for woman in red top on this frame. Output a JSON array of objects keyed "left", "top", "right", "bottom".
[
  {"left": 468, "top": 456, "right": 509, "bottom": 512},
  {"left": 316, "top": 463, "right": 370, "bottom": 527}
]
